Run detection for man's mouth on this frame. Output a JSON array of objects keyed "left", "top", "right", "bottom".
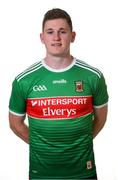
[{"left": 51, "top": 43, "right": 62, "bottom": 47}]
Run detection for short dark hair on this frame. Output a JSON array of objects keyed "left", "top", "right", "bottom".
[{"left": 42, "top": 8, "right": 73, "bottom": 32}]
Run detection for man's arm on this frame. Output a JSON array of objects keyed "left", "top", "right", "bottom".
[
  {"left": 93, "top": 104, "right": 108, "bottom": 138},
  {"left": 9, "top": 112, "right": 29, "bottom": 144}
]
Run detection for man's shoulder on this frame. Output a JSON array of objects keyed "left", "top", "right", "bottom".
[
  {"left": 15, "top": 60, "right": 43, "bottom": 82},
  {"left": 75, "top": 59, "right": 102, "bottom": 78}
]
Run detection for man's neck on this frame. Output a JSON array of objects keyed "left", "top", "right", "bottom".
[{"left": 44, "top": 55, "right": 73, "bottom": 70}]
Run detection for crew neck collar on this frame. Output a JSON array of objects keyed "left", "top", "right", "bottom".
[{"left": 42, "top": 58, "right": 76, "bottom": 72}]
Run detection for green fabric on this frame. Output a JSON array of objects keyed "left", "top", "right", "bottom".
[{"left": 9, "top": 59, "right": 108, "bottom": 179}]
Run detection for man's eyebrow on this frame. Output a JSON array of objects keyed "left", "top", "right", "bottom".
[
  {"left": 59, "top": 28, "right": 68, "bottom": 31},
  {"left": 45, "top": 27, "right": 68, "bottom": 31},
  {"left": 45, "top": 28, "right": 53, "bottom": 31}
]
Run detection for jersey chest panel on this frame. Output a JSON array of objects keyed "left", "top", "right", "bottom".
[{"left": 26, "top": 70, "right": 93, "bottom": 120}]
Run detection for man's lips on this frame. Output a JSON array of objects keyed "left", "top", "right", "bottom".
[{"left": 51, "top": 43, "right": 62, "bottom": 46}]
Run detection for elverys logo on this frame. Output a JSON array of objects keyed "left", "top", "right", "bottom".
[{"left": 33, "top": 85, "right": 47, "bottom": 91}]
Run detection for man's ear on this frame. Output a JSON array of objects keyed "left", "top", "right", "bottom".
[
  {"left": 71, "top": 31, "right": 76, "bottom": 42},
  {"left": 40, "top": 33, "right": 44, "bottom": 44}
]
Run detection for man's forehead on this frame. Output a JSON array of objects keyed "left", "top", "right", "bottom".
[{"left": 44, "top": 19, "right": 69, "bottom": 27}]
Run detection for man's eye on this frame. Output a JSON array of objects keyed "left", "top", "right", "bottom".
[
  {"left": 47, "top": 31, "right": 53, "bottom": 34},
  {"left": 60, "top": 31, "right": 66, "bottom": 34}
]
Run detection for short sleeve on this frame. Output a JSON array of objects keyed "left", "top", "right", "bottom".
[
  {"left": 9, "top": 78, "right": 26, "bottom": 115},
  {"left": 92, "top": 74, "right": 109, "bottom": 107}
]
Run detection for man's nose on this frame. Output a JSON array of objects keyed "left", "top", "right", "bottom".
[{"left": 53, "top": 32, "right": 61, "bottom": 40}]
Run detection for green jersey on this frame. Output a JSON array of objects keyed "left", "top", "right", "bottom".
[{"left": 9, "top": 58, "right": 108, "bottom": 179}]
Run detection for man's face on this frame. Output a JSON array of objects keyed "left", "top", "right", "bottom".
[{"left": 40, "top": 18, "right": 76, "bottom": 57}]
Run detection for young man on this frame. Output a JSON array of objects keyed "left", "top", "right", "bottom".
[{"left": 9, "top": 8, "right": 108, "bottom": 179}]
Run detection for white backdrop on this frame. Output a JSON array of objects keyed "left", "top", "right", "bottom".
[{"left": 0, "top": 0, "right": 118, "bottom": 179}]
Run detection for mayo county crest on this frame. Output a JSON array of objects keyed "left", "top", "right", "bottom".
[{"left": 75, "top": 81, "right": 83, "bottom": 92}]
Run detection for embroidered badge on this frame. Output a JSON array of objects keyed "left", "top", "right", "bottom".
[
  {"left": 75, "top": 81, "right": 83, "bottom": 92},
  {"left": 87, "top": 161, "right": 92, "bottom": 169}
]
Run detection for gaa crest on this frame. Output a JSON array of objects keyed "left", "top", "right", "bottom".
[
  {"left": 75, "top": 81, "right": 83, "bottom": 92},
  {"left": 86, "top": 161, "right": 92, "bottom": 169}
]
